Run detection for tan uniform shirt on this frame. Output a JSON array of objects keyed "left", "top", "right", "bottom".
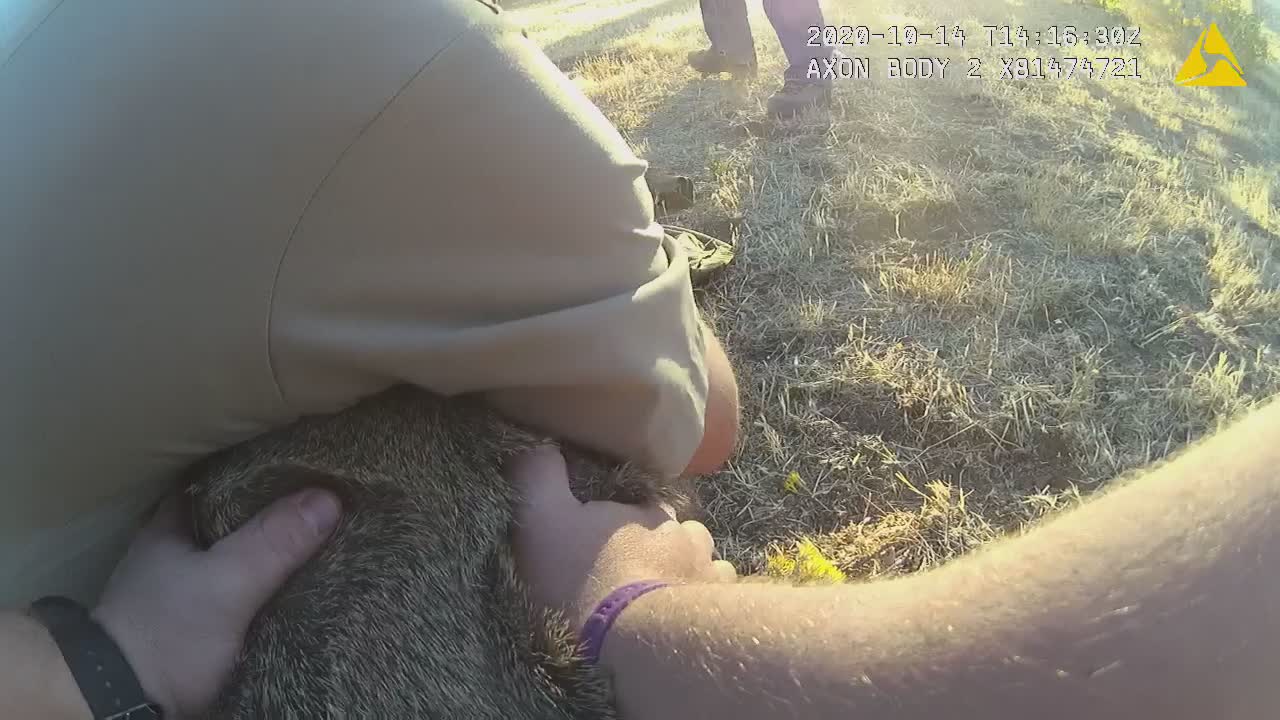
[{"left": 0, "top": 0, "right": 708, "bottom": 607}]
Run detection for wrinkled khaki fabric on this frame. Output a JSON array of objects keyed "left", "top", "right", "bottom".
[
  {"left": 667, "top": 226, "right": 737, "bottom": 288},
  {"left": 1, "top": 0, "right": 707, "bottom": 607}
]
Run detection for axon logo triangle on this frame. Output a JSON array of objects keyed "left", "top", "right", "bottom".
[{"left": 1175, "top": 23, "right": 1247, "bottom": 87}]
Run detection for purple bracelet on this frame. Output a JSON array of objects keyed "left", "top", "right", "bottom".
[{"left": 577, "top": 580, "right": 669, "bottom": 665}]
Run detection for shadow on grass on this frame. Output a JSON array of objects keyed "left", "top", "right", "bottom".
[{"left": 1090, "top": 73, "right": 1273, "bottom": 163}]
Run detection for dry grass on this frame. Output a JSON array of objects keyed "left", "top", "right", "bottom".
[{"left": 513, "top": 0, "right": 1280, "bottom": 578}]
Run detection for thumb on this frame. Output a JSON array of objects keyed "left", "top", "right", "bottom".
[
  {"left": 507, "top": 445, "right": 578, "bottom": 518},
  {"left": 205, "top": 489, "right": 342, "bottom": 620}
]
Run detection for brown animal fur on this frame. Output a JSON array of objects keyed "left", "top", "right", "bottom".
[{"left": 184, "top": 384, "right": 688, "bottom": 719}]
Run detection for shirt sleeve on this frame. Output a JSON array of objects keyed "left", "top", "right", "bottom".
[{"left": 268, "top": 0, "right": 709, "bottom": 478}]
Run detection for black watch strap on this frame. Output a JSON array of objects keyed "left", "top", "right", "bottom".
[{"left": 28, "top": 596, "right": 164, "bottom": 720}]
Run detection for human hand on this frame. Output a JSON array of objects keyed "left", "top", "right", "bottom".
[
  {"left": 92, "top": 488, "right": 341, "bottom": 719},
  {"left": 508, "top": 445, "right": 737, "bottom": 632}
]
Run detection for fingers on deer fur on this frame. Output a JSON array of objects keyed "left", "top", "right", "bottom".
[{"left": 182, "top": 386, "right": 676, "bottom": 718}]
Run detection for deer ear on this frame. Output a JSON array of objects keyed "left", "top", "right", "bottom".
[{"left": 187, "top": 462, "right": 354, "bottom": 549}]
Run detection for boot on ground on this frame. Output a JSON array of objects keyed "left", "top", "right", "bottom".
[
  {"left": 766, "top": 79, "right": 832, "bottom": 119},
  {"left": 688, "top": 47, "right": 758, "bottom": 80}
]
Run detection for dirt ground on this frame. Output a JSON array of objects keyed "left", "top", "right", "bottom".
[{"left": 507, "top": 0, "right": 1280, "bottom": 579}]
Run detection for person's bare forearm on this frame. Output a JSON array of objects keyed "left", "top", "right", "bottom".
[
  {"left": 603, "top": 395, "right": 1280, "bottom": 720},
  {"left": 682, "top": 325, "right": 740, "bottom": 477},
  {"left": 0, "top": 610, "right": 91, "bottom": 719}
]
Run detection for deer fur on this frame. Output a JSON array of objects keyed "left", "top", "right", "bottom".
[{"left": 184, "top": 384, "right": 686, "bottom": 719}]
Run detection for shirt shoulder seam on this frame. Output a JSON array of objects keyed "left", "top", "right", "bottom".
[{"left": 262, "top": 19, "right": 486, "bottom": 412}]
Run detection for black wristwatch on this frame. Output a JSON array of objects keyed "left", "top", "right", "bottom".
[{"left": 27, "top": 596, "right": 165, "bottom": 720}]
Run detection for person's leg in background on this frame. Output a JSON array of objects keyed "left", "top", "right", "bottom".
[
  {"left": 688, "top": 0, "right": 758, "bottom": 79},
  {"left": 762, "top": 0, "right": 833, "bottom": 118}
]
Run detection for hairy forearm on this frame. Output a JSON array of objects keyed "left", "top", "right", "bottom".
[
  {"left": 605, "top": 395, "right": 1280, "bottom": 720},
  {"left": 0, "top": 610, "right": 91, "bottom": 719}
]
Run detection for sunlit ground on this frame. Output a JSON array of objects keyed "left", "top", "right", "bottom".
[{"left": 510, "top": 0, "right": 1280, "bottom": 579}]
